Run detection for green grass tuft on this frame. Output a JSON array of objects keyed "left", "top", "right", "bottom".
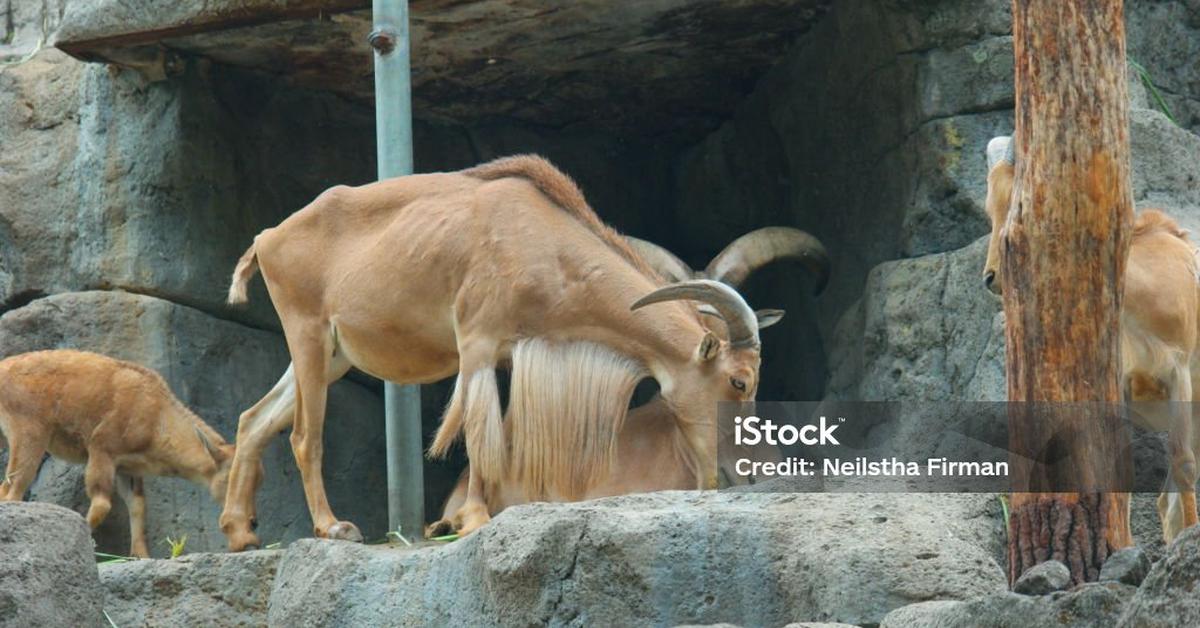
[
  {"left": 163, "top": 534, "right": 188, "bottom": 559},
  {"left": 95, "top": 551, "right": 134, "bottom": 564}
]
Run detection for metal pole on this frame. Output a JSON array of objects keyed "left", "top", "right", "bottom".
[{"left": 370, "top": 0, "right": 424, "bottom": 539}]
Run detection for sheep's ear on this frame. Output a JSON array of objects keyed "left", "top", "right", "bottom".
[
  {"left": 195, "top": 427, "right": 226, "bottom": 462},
  {"left": 706, "top": 305, "right": 786, "bottom": 329},
  {"left": 697, "top": 331, "right": 720, "bottom": 361},
  {"left": 755, "top": 309, "right": 785, "bottom": 329}
]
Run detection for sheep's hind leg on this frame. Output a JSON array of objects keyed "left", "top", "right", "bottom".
[
  {"left": 288, "top": 323, "right": 360, "bottom": 543},
  {"left": 116, "top": 475, "right": 149, "bottom": 558}
]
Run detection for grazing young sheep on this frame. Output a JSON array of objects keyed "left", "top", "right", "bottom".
[{"left": 0, "top": 350, "right": 251, "bottom": 557}]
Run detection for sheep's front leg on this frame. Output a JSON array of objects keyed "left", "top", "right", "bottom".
[
  {"left": 679, "top": 419, "right": 718, "bottom": 490},
  {"left": 453, "top": 462, "right": 492, "bottom": 536},
  {"left": 426, "top": 468, "right": 468, "bottom": 538},
  {"left": 446, "top": 339, "right": 503, "bottom": 536}
]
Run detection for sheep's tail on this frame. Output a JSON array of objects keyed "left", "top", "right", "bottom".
[{"left": 227, "top": 240, "right": 260, "bottom": 305}]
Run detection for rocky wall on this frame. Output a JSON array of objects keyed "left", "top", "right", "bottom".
[
  {"left": 1126, "top": 2, "right": 1200, "bottom": 136},
  {"left": 672, "top": 0, "right": 1200, "bottom": 401},
  {"left": 670, "top": 0, "right": 1015, "bottom": 401}
]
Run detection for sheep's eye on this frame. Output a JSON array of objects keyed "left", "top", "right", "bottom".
[{"left": 730, "top": 377, "right": 746, "bottom": 392}]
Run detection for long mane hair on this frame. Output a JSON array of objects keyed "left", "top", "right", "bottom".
[{"left": 508, "top": 338, "right": 647, "bottom": 498}]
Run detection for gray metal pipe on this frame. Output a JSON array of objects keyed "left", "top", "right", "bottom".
[{"left": 371, "top": 0, "right": 424, "bottom": 540}]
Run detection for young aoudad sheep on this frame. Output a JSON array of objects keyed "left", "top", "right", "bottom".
[{"left": 0, "top": 350, "right": 250, "bottom": 557}]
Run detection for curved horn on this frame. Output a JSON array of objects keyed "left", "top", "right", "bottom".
[
  {"left": 625, "top": 236, "right": 694, "bottom": 283},
  {"left": 631, "top": 279, "right": 759, "bottom": 347},
  {"left": 705, "top": 227, "right": 830, "bottom": 294}
]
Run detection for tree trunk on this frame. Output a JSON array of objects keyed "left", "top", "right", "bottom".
[{"left": 1004, "top": 0, "right": 1134, "bottom": 585}]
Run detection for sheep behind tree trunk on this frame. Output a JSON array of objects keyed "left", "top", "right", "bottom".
[{"left": 1003, "top": 0, "right": 1135, "bottom": 585}]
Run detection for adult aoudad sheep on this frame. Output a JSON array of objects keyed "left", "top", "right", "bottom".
[{"left": 220, "top": 155, "right": 828, "bottom": 550}]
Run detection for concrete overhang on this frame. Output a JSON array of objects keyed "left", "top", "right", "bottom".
[{"left": 54, "top": 0, "right": 830, "bottom": 137}]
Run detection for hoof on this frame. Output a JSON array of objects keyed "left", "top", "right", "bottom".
[
  {"left": 456, "top": 509, "right": 491, "bottom": 537},
  {"left": 426, "top": 519, "right": 454, "bottom": 538},
  {"left": 227, "top": 530, "right": 261, "bottom": 553},
  {"left": 327, "top": 521, "right": 364, "bottom": 543},
  {"left": 220, "top": 510, "right": 261, "bottom": 552}
]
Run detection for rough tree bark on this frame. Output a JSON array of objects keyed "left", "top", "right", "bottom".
[{"left": 1003, "top": 0, "right": 1135, "bottom": 585}]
